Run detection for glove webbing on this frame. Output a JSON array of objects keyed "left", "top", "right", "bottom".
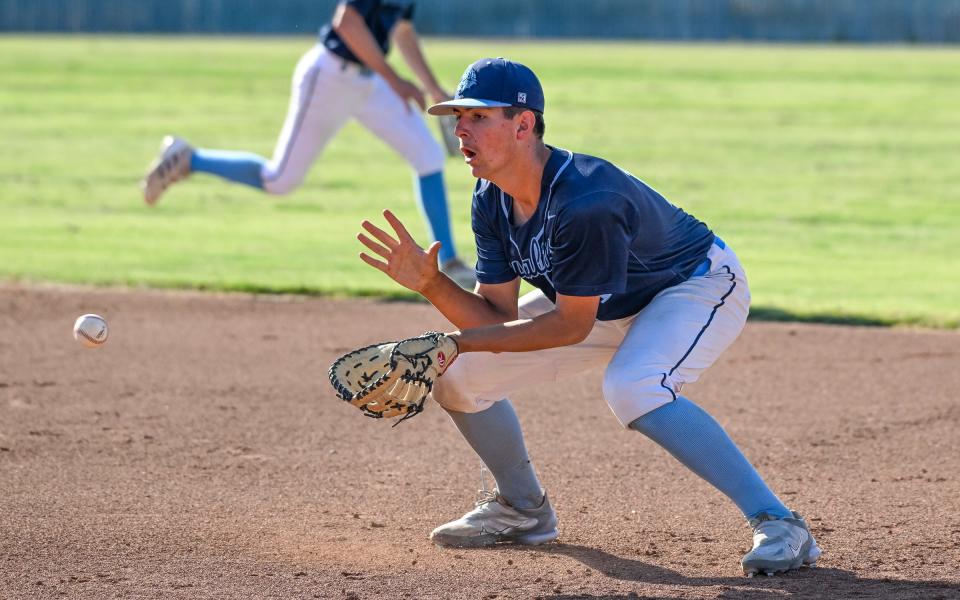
[{"left": 387, "top": 351, "right": 438, "bottom": 426}]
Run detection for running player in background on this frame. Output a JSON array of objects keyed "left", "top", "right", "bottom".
[
  {"left": 357, "top": 57, "right": 821, "bottom": 576},
  {"left": 141, "top": 0, "right": 475, "bottom": 288}
]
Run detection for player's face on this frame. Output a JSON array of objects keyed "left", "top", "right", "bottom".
[{"left": 452, "top": 108, "right": 522, "bottom": 180}]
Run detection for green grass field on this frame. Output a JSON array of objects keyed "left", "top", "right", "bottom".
[{"left": 1, "top": 36, "right": 957, "bottom": 327}]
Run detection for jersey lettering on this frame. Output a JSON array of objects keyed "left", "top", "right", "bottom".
[{"left": 508, "top": 220, "right": 552, "bottom": 279}]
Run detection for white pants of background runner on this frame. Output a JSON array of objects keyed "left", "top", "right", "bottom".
[
  {"left": 433, "top": 241, "right": 751, "bottom": 426},
  {"left": 262, "top": 45, "right": 445, "bottom": 194}
]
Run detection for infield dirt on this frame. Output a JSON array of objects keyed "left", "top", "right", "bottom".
[{"left": 2, "top": 283, "right": 958, "bottom": 599}]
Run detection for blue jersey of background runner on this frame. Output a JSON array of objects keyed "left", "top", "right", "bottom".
[{"left": 320, "top": 0, "right": 415, "bottom": 65}]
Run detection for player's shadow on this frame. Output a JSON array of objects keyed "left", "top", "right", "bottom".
[{"left": 531, "top": 543, "right": 959, "bottom": 599}]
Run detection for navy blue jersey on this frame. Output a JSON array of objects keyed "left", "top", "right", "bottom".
[
  {"left": 320, "top": 0, "right": 415, "bottom": 65},
  {"left": 472, "top": 147, "right": 715, "bottom": 321}
]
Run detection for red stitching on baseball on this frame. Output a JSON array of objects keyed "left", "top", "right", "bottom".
[{"left": 78, "top": 326, "right": 105, "bottom": 345}]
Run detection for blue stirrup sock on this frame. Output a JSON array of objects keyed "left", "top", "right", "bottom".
[
  {"left": 190, "top": 148, "right": 266, "bottom": 190},
  {"left": 446, "top": 400, "right": 544, "bottom": 509},
  {"left": 414, "top": 171, "right": 456, "bottom": 264},
  {"left": 629, "top": 397, "right": 791, "bottom": 520}
]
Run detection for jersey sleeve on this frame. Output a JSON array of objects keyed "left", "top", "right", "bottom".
[
  {"left": 402, "top": 1, "right": 415, "bottom": 20},
  {"left": 471, "top": 186, "right": 516, "bottom": 285},
  {"left": 549, "top": 192, "right": 633, "bottom": 296}
]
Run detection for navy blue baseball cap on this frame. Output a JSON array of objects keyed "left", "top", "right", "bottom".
[{"left": 428, "top": 58, "right": 545, "bottom": 116}]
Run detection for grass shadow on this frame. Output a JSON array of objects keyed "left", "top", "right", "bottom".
[{"left": 747, "top": 305, "right": 894, "bottom": 327}]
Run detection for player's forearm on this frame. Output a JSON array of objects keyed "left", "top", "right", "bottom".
[
  {"left": 420, "top": 278, "right": 517, "bottom": 330},
  {"left": 392, "top": 23, "right": 444, "bottom": 99},
  {"left": 452, "top": 311, "right": 592, "bottom": 354},
  {"left": 333, "top": 6, "right": 399, "bottom": 83}
]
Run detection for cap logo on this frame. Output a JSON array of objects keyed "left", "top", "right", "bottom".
[
  {"left": 455, "top": 67, "right": 478, "bottom": 98},
  {"left": 517, "top": 92, "right": 527, "bottom": 103}
]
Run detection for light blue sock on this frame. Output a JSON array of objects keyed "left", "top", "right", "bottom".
[
  {"left": 629, "top": 396, "right": 791, "bottom": 520},
  {"left": 190, "top": 148, "right": 266, "bottom": 190},
  {"left": 414, "top": 171, "right": 456, "bottom": 263},
  {"left": 446, "top": 400, "right": 544, "bottom": 509}
]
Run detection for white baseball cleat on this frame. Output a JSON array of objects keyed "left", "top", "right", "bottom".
[
  {"left": 741, "top": 511, "right": 821, "bottom": 577},
  {"left": 141, "top": 135, "right": 194, "bottom": 206},
  {"left": 430, "top": 491, "right": 558, "bottom": 548},
  {"left": 440, "top": 257, "right": 477, "bottom": 290}
]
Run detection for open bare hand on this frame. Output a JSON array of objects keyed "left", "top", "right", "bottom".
[{"left": 358, "top": 209, "right": 441, "bottom": 293}]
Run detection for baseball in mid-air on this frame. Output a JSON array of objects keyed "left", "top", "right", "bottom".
[{"left": 73, "top": 313, "right": 109, "bottom": 348}]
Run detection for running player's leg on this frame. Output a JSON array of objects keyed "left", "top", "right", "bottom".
[
  {"left": 258, "top": 47, "right": 365, "bottom": 195},
  {"left": 190, "top": 148, "right": 268, "bottom": 190},
  {"left": 355, "top": 76, "right": 458, "bottom": 264},
  {"left": 162, "top": 46, "right": 361, "bottom": 196}
]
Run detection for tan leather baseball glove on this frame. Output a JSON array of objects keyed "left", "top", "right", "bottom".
[{"left": 328, "top": 332, "right": 459, "bottom": 424}]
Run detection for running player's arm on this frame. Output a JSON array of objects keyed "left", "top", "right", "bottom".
[
  {"left": 392, "top": 20, "right": 449, "bottom": 104},
  {"left": 331, "top": 3, "right": 425, "bottom": 110}
]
